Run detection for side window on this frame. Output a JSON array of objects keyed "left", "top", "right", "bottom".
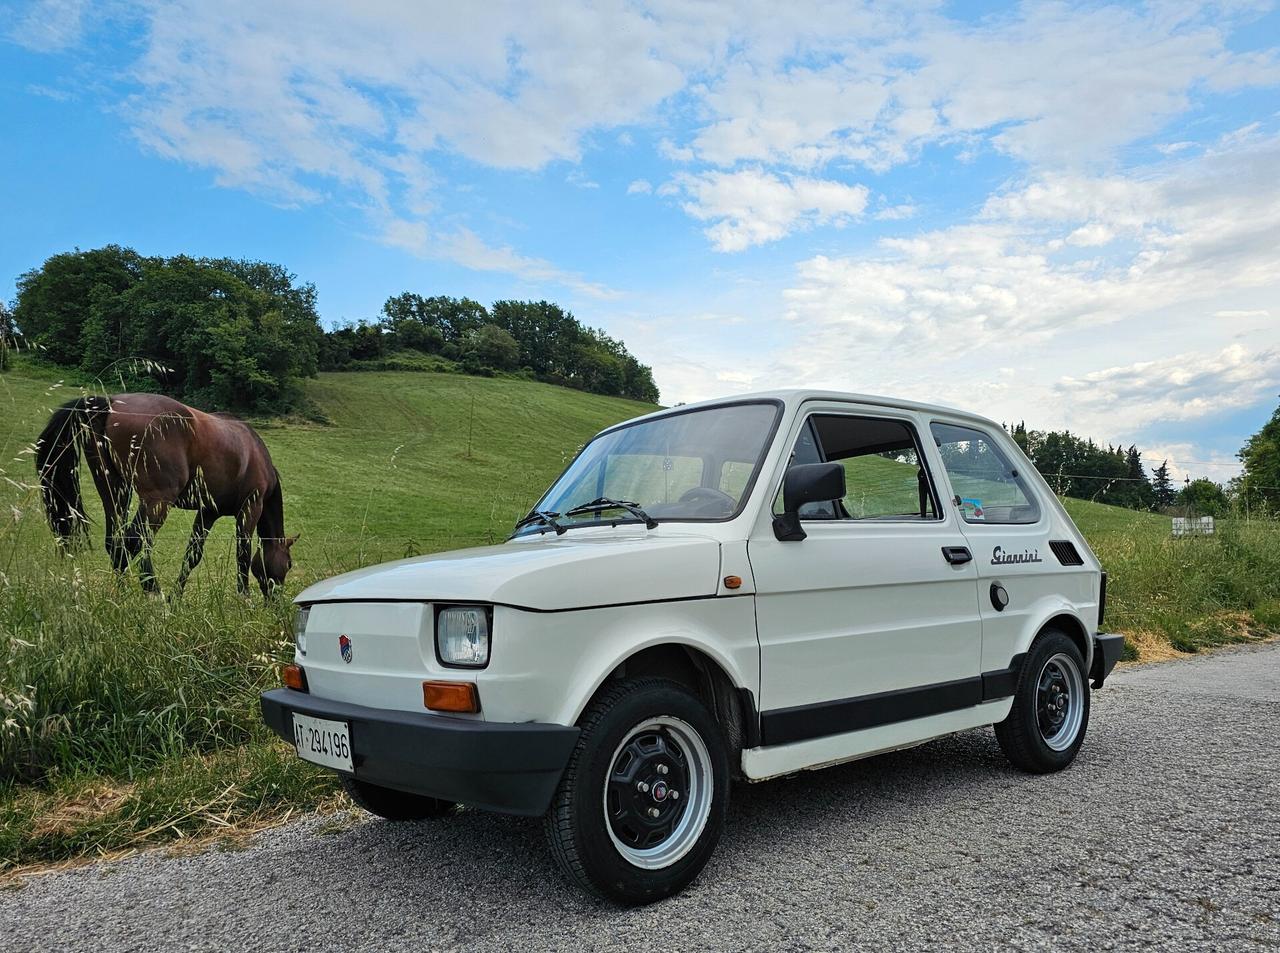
[
  {"left": 930, "top": 423, "right": 1041, "bottom": 524},
  {"left": 775, "top": 414, "right": 940, "bottom": 521}
]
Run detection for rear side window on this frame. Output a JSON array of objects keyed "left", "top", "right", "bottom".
[
  {"left": 776, "top": 414, "right": 940, "bottom": 521},
  {"left": 930, "top": 423, "right": 1040, "bottom": 524}
]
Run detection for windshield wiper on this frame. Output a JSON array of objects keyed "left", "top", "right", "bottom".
[
  {"left": 565, "top": 497, "right": 658, "bottom": 529},
  {"left": 513, "top": 510, "right": 567, "bottom": 535}
]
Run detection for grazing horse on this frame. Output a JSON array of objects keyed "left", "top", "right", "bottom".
[{"left": 35, "top": 393, "right": 297, "bottom": 595}]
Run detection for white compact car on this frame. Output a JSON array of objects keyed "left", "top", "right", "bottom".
[{"left": 263, "top": 390, "right": 1122, "bottom": 903}]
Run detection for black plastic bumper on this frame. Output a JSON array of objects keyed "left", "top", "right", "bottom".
[
  {"left": 1091, "top": 633, "right": 1125, "bottom": 688},
  {"left": 261, "top": 688, "right": 579, "bottom": 816}
]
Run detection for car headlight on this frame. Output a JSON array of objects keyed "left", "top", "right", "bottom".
[
  {"left": 294, "top": 605, "right": 309, "bottom": 657},
  {"left": 436, "top": 605, "right": 491, "bottom": 668}
]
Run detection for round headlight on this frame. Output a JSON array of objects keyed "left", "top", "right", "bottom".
[{"left": 436, "top": 606, "right": 490, "bottom": 668}]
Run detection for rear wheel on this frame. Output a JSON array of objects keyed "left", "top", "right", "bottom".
[
  {"left": 341, "top": 776, "right": 455, "bottom": 820},
  {"left": 995, "top": 629, "right": 1090, "bottom": 773},
  {"left": 544, "top": 677, "right": 729, "bottom": 904}
]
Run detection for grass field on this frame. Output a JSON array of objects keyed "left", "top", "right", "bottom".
[{"left": 1, "top": 357, "right": 1277, "bottom": 873}]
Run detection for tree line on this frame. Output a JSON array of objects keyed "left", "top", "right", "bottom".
[
  {"left": 322, "top": 293, "right": 659, "bottom": 402},
  {"left": 1007, "top": 419, "right": 1280, "bottom": 518},
  {"left": 7, "top": 245, "right": 659, "bottom": 413}
]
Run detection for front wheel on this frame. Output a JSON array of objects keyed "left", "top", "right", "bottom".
[
  {"left": 544, "top": 678, "right": 729, "bottom": 904},
  {"left": 995, "top": 629, "right": 1090, "bottom": 773}
]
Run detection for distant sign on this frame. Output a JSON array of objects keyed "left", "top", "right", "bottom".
[{"left": 1172, "top": 516, "right": 1215, "bottom": 537}]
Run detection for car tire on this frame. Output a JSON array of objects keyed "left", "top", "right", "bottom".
[
  {"left": 341, "top": 776, "right": 455, "bottom": 820},
  {"left": 544, "top": 677, "right": 730, "bottom": 904},
  {"left": 995, "top": 628, "right": 1091, "bottom": 773}
]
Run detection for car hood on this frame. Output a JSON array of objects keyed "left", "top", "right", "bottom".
[{"left": 295, "top": 532, "right": 723, "bottom": 612}]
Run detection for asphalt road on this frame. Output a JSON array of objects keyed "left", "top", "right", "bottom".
[{"left": 3, "top": 642, "right": 1278, "bottom": 952}]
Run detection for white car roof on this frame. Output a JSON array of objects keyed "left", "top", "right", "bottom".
[{"left": 604, "top": 389, "right": 1004, "bottom": 436}]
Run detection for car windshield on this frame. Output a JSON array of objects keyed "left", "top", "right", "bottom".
[{"left": 516, "top": 401, "right": 781, "bottom": 535}]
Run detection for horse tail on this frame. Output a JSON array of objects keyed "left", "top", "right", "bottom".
[{"left": 35, "top": 395, "right": 108, "bottom": 543}]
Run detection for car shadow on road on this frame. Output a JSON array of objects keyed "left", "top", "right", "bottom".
[{"left": 295, "top": 724, "right": 1043, "bottom": 927}]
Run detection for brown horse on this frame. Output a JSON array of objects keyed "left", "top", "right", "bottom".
[{"left": 35, "top": 393, "right": 296, "bottom": 595}]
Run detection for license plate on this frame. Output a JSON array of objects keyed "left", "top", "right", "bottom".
[{"left": 292, "top": 713, "right": 353, "bottom": 772}]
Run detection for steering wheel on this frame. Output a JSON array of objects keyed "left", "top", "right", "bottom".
[{"left": 677, "top": 486, "right": 737, "bottom": 516}]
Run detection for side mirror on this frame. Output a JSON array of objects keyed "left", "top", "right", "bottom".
[{"left": 772, "top": 462, "right": 846, "bottom": 541}]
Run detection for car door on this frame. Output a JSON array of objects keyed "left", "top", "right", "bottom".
[
  {"left": 926, "top": 419, "right": 1087, "bottom": 676},
  {"left": 749, "top": 403, "right": 984, "bottom": 748}
]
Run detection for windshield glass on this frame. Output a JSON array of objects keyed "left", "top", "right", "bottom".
[{"left": 517, "top": 401, "right": 781, "bottom": 535}]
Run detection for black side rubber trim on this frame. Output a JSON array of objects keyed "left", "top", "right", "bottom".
[
  {"left": 759, "top": 658, "right": 1027, "bottom": 747},
  {"left": 981, "top": 652, "right": 1026, "bottom": 701},
  {"left": 760, "top": 676, "right": 982, "bottom": 747},
  {"left": 737, "top": 686, "right": 762, "bottom": 749}
]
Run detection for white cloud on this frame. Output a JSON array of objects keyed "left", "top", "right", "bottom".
[
  {"left": 781, "top": 133, "right": 1280, "bottom": 357},
  {"left": 678, "top": 3, "right": 1280, "bottom": 171},
  {"left": 380, "top": 219, "right": 621, "bottom": 300},
  {"left": 1065, "top": 223, "right": 1114, "bottom": 247},
  {"left": 1215, "top": 309, "right": 1270, "bottom": 319},
  {"left": 669, "top": 169, "right": 869, "bottom": 252},
  {"left": 875, "top": 203, "right": 918, "bottom": 221},
  {"left": 8, "top": 0, "right": 86, "bottom": 52},
  {"left": 1057, "top": 343, "right": 1280, "bottom": 428},
  {"left": 111, "top": 0, "right": 698, "bottom": 291},
  {"left": 626, "top": 179, "right": 653, "bottom": 195},
  {"left": 26, "top": 0, "right": 1280, "bottom": 264},
  {"left": 1139, "top": 443, "right": 1243, "bottom": 484}
]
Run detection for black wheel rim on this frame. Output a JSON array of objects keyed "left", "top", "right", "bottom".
[
  {"left": 602, "top": 716, "right": 713, "bottom": 869},
  {"left": 1035, "top": 653, "right": 1083, "bottom": 751}
]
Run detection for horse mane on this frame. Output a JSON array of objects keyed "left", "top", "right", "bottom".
[{"left": 258, "top": 467, "right": 285, "bottom": 543}]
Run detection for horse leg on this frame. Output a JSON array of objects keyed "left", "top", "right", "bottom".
[
  {"left": 126, "top": 498, "right": 170, "bottom": 594},
  {"left": 87, "top": 440, "right": 132, "bottom": 574},
  {"left": 235, "top": 497, "right": 265, "bottom": 596},
  {"left": 175, "top": 509, "right": 218, "bottom": 593}
]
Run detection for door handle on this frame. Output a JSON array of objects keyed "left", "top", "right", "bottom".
[{"left": 942, "top": 546, "right": 972, "bottom": 565}]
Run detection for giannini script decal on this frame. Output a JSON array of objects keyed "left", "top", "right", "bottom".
[{"left": 991, "top": 546, "right": 1043, "bottom": 566}]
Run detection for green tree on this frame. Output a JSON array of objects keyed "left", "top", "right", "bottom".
[
  {"left": 1179, "top": 478, "right": 1229, "bottom": 517},
  {"left": 13, "top": 245, "right": 144, "bottom": 364},
  {"left": 382, "top": 294, "right": 487, "bottom": 342},
  {"left": 1151, "top": 460, "right": 1176, "bottom": 508},
  {"left": 12, "top": 247, "right": 322, "bottom": 413},
  {"left": 460, "top": 324, "right": 520, "bottom": 373},
  {"left": 1238, "top": 399, "right": 1280, "bottom": 513},
  {"left": 0, "top": 301, "right": 13, "bottom": 371}
]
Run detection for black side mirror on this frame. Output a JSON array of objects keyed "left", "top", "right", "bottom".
[{"left": 772, "top": 462, "right": 846, "bottom": 541}]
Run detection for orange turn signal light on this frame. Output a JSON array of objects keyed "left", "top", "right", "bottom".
[
  {"left": 423, "top": 680, "right": 480, "bottom": 713},
  {"left": 723, "top": 575, "right": 743, "bottom": 590},
  {"left": 282, "top": 663, "right": 308, "bottom": 692}
]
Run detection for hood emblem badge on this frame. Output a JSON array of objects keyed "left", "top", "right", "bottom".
[{"left": 339, "top": 634, "right": 353, "bottom": 664}]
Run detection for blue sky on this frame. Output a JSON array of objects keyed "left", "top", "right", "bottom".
[{"left": 3, "top": 1, "right": 1279, "bottom": 482}]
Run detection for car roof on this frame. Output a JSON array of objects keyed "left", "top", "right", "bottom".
[{"left": 599, "top": 389, "right": 1005, "bottom": 437}]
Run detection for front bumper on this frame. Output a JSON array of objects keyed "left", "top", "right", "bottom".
[
  {"left": 261, "top": 688, "right": 579, "bottom": 816},
  {"left": 1090, "top": 633, "right": 1125, "bottom": 688}
]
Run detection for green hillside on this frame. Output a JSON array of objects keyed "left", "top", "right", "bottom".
[{"left": 0, "top": 359, "right": 657, "bottom": 592}]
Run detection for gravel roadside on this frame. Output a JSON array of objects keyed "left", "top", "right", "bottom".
[{"left": 3, "top": 641, "right": 1278, "bottom": 952}]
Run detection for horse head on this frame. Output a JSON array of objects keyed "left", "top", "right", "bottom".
[{"left": 252, "top": 533, "right": 299, "bottom": 597}]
